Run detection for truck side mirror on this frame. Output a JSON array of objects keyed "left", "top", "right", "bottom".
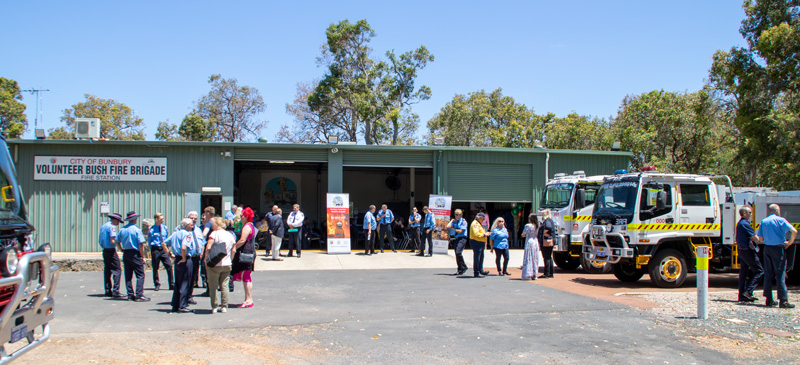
[
  {"left": 574, "top": 189, "right": 586, "bottom": 210},
  {"left": 656, "top": 191, "right": 667, "bottom": 210}
]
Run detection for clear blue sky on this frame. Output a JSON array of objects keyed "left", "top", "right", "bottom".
[{"left": 4, "top": 1, "right": 746, "bottom": 141}]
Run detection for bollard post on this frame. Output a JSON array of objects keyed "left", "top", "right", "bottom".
[{"left": 696, "top": 246, "right": 709, "bottom": 320}]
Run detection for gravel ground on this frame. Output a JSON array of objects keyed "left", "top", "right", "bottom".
[{"left": 630, "top": 290, "right": 800, "bottom": 361}]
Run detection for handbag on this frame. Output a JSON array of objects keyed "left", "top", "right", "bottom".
[
  {"left": 238, "top": 224, "right": 257, "bottom": 264},
  {"left": 205, "top": 240, "right": 227, "bottom": 267},
  {"left": 543, "top": 238, "right": 554, "bottom": 247}
]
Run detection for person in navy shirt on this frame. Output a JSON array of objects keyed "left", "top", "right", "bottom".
[
  {"left": 377, "top": 204, "right": 396, "bottom": 253},
  {"left": 118, "top": 211, "right": 150, "bottom": 302},
  {"left": 489, "top": 217, "right": 511, "bottom": 276},
  {"left": 169, "top": 218, "right": 196, "bottom": 313},
  {"left": 735, "top": 206, "right": 762, "bottom": 302},
  {"left": 447, "top": 209, "right": 469, "bottom": 275},
  {"left": 148, "top": 212, "right": 174, "bottom": 292},
  {"left": 99, "top": 213, "right": 124, "bottom": 298},
  {"left": 419, "top": 206, "right": 435, "bottom": 257},
  {"left": 754, "top": 204, "right": 798, "bottom": 308},
  {"left": 363, "top": 205, "right": 377, "bottom": 255},
  {"left": 408, "top": 207, "right": 421, "bottom": 254}
]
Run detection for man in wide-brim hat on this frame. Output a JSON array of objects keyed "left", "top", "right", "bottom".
[
  {"left": 99, "top": 213, "right": 125, "bottom": 298},
  {"left": 118, "top": 211, "right": 150, "bottom": 302}
]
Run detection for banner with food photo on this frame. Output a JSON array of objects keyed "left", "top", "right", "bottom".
[
  {"left": 326, "top": 193, "right": 351, "bottom": 254},
  {"left": 428, "top": 194, "right": 452, "bottom": 254}
]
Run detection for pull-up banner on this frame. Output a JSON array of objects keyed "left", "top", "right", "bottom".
[
  {"left": 326, "top": 193, "right": 351, "bottom": 254},
  {"left": 428, "top": 194, "right": 452, "bottom": 254},
  {"left": 34, "top": 156, "right": 167, "bottom": 182}
]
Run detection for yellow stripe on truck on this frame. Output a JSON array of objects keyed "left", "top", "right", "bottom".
[
  {"left": 563, "top": 215, "right": 592, "bottom": 221},
  {"left": 627, "top": 224, "right": 721, "bottom": 231},
  {"left": 752, "top": 222, "right": 800, "bottom": 229}
]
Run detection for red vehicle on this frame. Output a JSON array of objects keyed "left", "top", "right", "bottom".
[{"left": 0, "top": 134, "right": 59, "bottom": 363}]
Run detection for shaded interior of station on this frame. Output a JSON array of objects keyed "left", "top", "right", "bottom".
[{"left": 230, "top": 160, "right": 530, "bottom": 250}]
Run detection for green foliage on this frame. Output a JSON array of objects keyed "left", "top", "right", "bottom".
[
  {"left": 427, "top": 88, "right": 542, "bottom": 147},
  {"left": 612, "top": 90, "right": 730, "bottom": 173},
  {"left": 155, "top": 121, "right": 181, "bottom": 141},
  {"left": 307, "top": 19, "right": 433, "bottom": 145},
  {"left": 47, "top": 126, "right": 73, "bottom": 140},
  {"left": 545, "top": 113, "right": 613, "bottom": 151},
  {"left": 0, "top": 77, "right": 28, "bottom": 138},
  {"left": 709, "top": 0, "right": 800, "bottom": 189},
  {"left": 60, "top": 94, "right": 145, "bottom": 140},
  {"left": 195, "top": 74, "right": 267, "bottom": 142}
]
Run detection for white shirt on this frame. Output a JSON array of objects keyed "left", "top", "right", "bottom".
[
  {"left": 209, "top": 230, "right": 236, "bottom": 267},
  {"left": 287, "top": 211, "right": 305, "bottom": 228}
]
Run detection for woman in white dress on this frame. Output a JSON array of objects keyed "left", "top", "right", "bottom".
[{"left": 521, "top": 213, "right": 540, "bottom": 280}]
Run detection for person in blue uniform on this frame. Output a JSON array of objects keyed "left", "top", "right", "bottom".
[
  {"left": 363, "top": 205, "right": 377, "bottom": 255},
  {"left": 187, "top": 211, "right": 205, "bottom": 304},
  {"left": 148, "top": 212, "right": 174, "bottom": 292},
  {"left": 376, "top": 204, "right": 396, "bottom": 253},
  {"left": 754, "top": 204, "right": 798, "bottom": 308},
  {"left": 736, "top": 206, "right": 762, "bottom": 302},
  {"left": 99, "top": 213, "right": 124, "bottom": 298},
  {"left": 447, "top": 209, "right": 469, "bottom": 275},
  {"left": 118, "top": 211, "right": 150, "bottom": 302},
  {"left": 420, "top": 206, "right": 435, "bottom": 257},
  {"left": 169, "top": 218, "right": 196, "bottom": 313},
  {"left": 408, "top": 207, "right": 421, "bottom": 254}
]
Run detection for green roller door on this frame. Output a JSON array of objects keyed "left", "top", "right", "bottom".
[{"left": 447, "top": 162, "right": 532, "bottom": 202}]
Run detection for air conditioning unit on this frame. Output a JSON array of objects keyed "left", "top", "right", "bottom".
[{"left": 75, "top": 118, "right": 101, "bottom": 139}]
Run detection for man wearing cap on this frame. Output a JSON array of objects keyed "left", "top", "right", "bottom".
[
  {"left": 363, "top": 205, "right": 377, "bottom": 255},
  {"left": 148, "top": 212, "right": 174, "bottom": 292},
  {"left": 470, "top": 213, "right": 490, "bottom": 278},
  {"left": 447, "top": 209, "right": 469, "bottom": 275},
  {"left": 420, "top": 206, "right": 435, "bottom": 257},
  {"left": 118, "top": 211, "right": 150, "bottom": 302},
  {"left": 169, "top": 218, "right": 196, "bottom": 313},
  {"left": 376, "top": 204, "right": 396, "bottom": 253},
  {"left": 99, "top": 213, "right": 124, "bottom": 298},
  {"left": 754, "top": 204, "right": 798, "bottom": 308}
]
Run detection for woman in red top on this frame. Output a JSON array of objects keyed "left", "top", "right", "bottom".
[{"left": 232, "top": 207, "right": 256, "bottom": 308}]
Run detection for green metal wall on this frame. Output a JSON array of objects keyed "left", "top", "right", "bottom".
[{"left": 11, "top": 141, "right": 234, "bottom": 253}]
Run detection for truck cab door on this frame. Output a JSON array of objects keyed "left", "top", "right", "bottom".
[{"left": 677, "top": 183, "right": 716, "bottom": 231}]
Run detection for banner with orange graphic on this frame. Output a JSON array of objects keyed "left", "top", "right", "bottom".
[{"left": 326, "top": 193, "right": 351, "bottom": 254}]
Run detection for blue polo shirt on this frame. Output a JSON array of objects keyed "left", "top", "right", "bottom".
[
  {"left": 98, "top": 221, "right": 118, "bottom": 249},
  {"left": 148, "top": 224, "right": 169, "bottom": 248},
  {"left": 363, "top": 211, "right": 377, "bottom": 230},
  {"left": 378, "top": 209, "right": 394, "bottom": 225},
  {"left": 117, "top": 223, "right": 146, "bottom": 251},
  {"left": 757, "top": 214, "right": 794, "bottom": 246},
  {"left": 168, "top": 229, "right": 196, "bottom": 257},
  {"left": 453, "top": 218, "right": 468, "bottom": 238},
  {"left": 423, "top": 213, "right": 435, "bottom": 230},
  {"left": 409, "top": 213, "right": 421, "bottom": 228},
  {"left": 490, "top": 227, "right": 509, "bottom": 249},
  {"left": 736, "top": 218, "right": 756, "bottom": 250},
  {"left": 189, "top": 226, "right": 205, "bottom": 255}
]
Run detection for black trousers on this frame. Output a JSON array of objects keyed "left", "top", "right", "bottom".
[
  {"left": 494, "top": 248, "right": 509, "bottom": 273},
  {"left": 541, "top": 244, "right": 554, "bottom": 277},
  {"left": 420, "top": 228, "right": 433, "bottom": 255},
  {"left": 365, "top": 228, "right": 376, "bottom": 254},
  {"left": 454, "top": 237, "right": 468, "bottom": 272},
  {"left": 409, "top": 227, "right": 421, "bottom": 252},
  {"left": 123, "top": 249, "right": 145, "bottom": 298},
  {"left": 172, "top": 258, "right": 193, "bottom": 310},
  {"left": 102, "top": 248, "right": 121, "bottom": 295},
  {"left": 150, "top": 246, "right": 174, "bottom": 288},
  {"left": 471, "top": 239, "right": 486, "bottom": 275},
  {"left": 288, "top": 229, "right": 302, "bottom": 256},
  {"left": 379, "top": 224, "right": 394, "bottom": 252},
  {"left": 738, "top": 247, "right": 763, "bottom": 297},
  {"left": 190, "top": 256, "right": 200, "bottom": 296}
]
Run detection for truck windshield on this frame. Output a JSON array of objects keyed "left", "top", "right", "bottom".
[
  {"left": 594, "top": 180, "right": 638, "bottom": 217},
  {"left": 540, "top": 183, "right": 573, "bottom": 209},
  {"left": 0, "top": 140, "right": 24, "bottom": 219}
]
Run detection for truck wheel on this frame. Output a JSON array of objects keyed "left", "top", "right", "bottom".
[
  {"left": 580, "top": 254, "right": 611, "bottom": 274},
  {"left": 553, "top": 252, "right": 581, "bottom": 270},
  {"left": 612, "top": 262, "right": 644, "bottom": 282},
  {"left": 648, "top": 249, "right": 688, "bottom": 288}
]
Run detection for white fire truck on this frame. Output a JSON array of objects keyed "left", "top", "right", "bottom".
[
  {"left": 539, "top": 171, "right": 609, "bottom": 273},
  {"left": 582, "top": 168, "right": 800, "bottom": 288},
  {"left": 0, "top": 135, "right": 59, "bottom": 363}
]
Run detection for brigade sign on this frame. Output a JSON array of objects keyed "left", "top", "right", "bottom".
[{"left": 34, "top": 156, "right": 167, "bottom": 182}]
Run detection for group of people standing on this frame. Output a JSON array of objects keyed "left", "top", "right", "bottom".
[
  {"left": 362, "top": 204, "right": 436, "bottom": 256},
  {"left": 98, "top": 204, "right": 270, "bottom": 314}
]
